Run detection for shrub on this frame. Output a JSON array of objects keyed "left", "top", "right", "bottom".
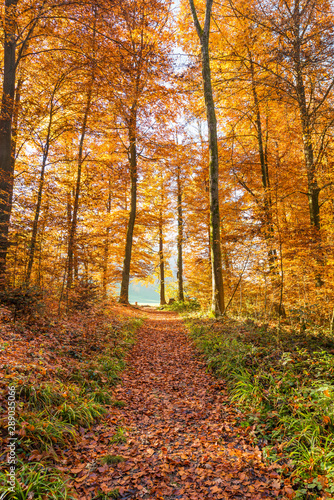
[
  {"left": 0, "top": 286, "right": 44, "bottom": 321},
  {"left": 89, "top": 389, "right": 113, "bottom": 404},
  {"left": 54, "top": 400, "right": 106, "bottom": 426},
  {"left": 68, "top": 281, "right": 99, "bottom": 311},
  {"left": 95, "top": 489, "right": 120, "bottom": 499},
  {"left": 161, "top": 299, "right": 200, "bottom": 313},
  {"left": 110, "top": 427, "right": 127, "bottom": 444}
]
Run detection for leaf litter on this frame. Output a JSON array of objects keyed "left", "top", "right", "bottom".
[{"left": 66, "top": 309, "right": 291, "bottom": 499}]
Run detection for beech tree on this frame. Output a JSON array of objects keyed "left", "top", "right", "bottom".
[
  {"left": 187, "top": 0, "right": 225, "bottom": 315},
  {"left": 112, "top": 0, "right": 173, "bottom": 304}
]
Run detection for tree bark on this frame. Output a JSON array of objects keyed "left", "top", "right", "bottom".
[
  {"left": 120, "top": 105, "right": 137, "bottom": 304},
  {"left": 10, "top": 76, "right": 22, "bottom": 183},
  {"left": 188, "top": 0, "right": 224, "bottom": 315},
  {"left": 0, "top": 0, "right": 19, "bottom": 288},
  {"left": 102, "top": 176, "right": 112, "bottom": 297},
  {"left": 177, "top": 163, "right": 184, "bottom": 302},
  {"left": 159, "top": 205, "right": 166, "bottom": 306}
]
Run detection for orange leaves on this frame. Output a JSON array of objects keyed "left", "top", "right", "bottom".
[{"left": 58, "top": 310, "right": 290, "bottom": 499}]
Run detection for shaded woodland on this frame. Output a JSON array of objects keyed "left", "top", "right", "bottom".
[
  {"left": 1, "top": 1, "right": 334, "bottom": 498},
  {"left": 0, "top": 0, "right": 334, "bottom": 327}
]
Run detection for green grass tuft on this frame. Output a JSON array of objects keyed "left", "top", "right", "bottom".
[
  {"left": 0, "top": 461, "right": 76, "bottom": 499},
  {"left": 111, "top": 400, "right": 126, "bottom": 408},
  {"left": 110, "top": 427, "right": 127, "bottom": 444},
  {"left": 188, "top": 318, "right": 334, "bottom": 496},
  {"left": 95, "top": 489, "right": 120, "bottom": 499},
  {"left": 99, "top": 455, "right": 125, "bottom": 465}
]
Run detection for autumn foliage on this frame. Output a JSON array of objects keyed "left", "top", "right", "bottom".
[{"left": 1, "top": 0, "right": 334, "bottom": 497}]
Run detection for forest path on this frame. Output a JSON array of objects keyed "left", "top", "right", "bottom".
[{"left": 73, "top": 310, "right": 285, "bottom": 499}]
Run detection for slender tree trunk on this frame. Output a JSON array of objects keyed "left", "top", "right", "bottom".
[
  {"left": 74, "top": 248, "right": 79, "bottom": 284},
  {"left": 10, "top": 76, "right": 22, "bottom": 182},
  {"left": 67, "top": 80, "right": 93, "bottom": 290},
  {"left": 293, "top": 1, "right": 323, "bottom": 286},
  {"left": 297, "top": 79, "right": 320, "bottom": 230},
  {"left": 176, "top": 163, "right": 184, "bottom": 302},
  {"left": 249, "top": 56, "right": 278, "bottom": 274},
  {"left": 159, "top": 206, "right": 166, "bottom": 305},
  {"left": 26, "top": 97, "right": 54, "bottom": 284},
  {"left": 37, "top": 210, "right": 47, "bottom": 288},
  {"left": 102, "top": 177, "right": 112, "bottom": 297},
  {"left": 0, "top": 0, "right": 19, "bottom": 287},
  {"left": 66, "top": 174, "right": 72, "bottom": 287},
  {"left": 189, "top": 0, "right": 224, "bottom": 315},
  {"left": 120, "top": 105, "right": 137, "bottom": 304},
  {"left": 330, "top": 306, "right": 334, "bottom": 337}
]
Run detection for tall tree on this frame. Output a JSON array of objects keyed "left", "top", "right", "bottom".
[
  {"left": 188, "top": 0, "right": 225, "bottom": 315},
  {"left": 66, "top": 74, "right": 95, "bottom": 291},
  {"left": 0, "top": 0, "right": 19, "bottom": 286},
  {"left": 176, "top": 160, "right": 184, "bottom": 302},
  {"left": 117, "top": 0, "right": 173, "bottom": 303},
  {"left": 159, "top": 180, "right": 166, "bottom": 305}
]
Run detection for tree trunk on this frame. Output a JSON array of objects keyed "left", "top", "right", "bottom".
[
  {"left": 67, "top": 79, "right": 93, "bottom": 290},
  {"left": 26, "top": 95, "right": 55, "bottom": 284},
  {"left": 10, "top": 77, "right": 22, "bottom": 182},
  {"left": 293, "top": 1, "right": 323, "bottom": 286},
  {"left": 189, "top": 0, "right": 224, "bottom": 315},
  {"left": 120, "top": 105, "right": 137, "bottom": 304},
  {"left": 249, "top": 56, "right": 278, "bottom": 275},
  {"left": 159, "top": 206, "right": 166, "bottom": 305},
  {"left": 102, "top": 176, "right": 112, "bottom": 298},
  {"left": 0, "top": 0, "right": 19, "bottom": 287},
  {"left": 177, "top": 163, "right": 184, "bottom": 302}
]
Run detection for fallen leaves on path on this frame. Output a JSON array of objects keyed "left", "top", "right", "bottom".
[{"left": 68, "top": 309, "right": 290, "bottom": 499}]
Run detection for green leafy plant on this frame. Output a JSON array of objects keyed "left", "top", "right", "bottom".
[
  {"left": 90, "top": 389, "right": 113, "bottom": 404},
  {"left": 54, "top": 399, "right": 106, "bottom": 426},
  {"left": 160, "top": 299, "right": 200, "bottom": 313}
]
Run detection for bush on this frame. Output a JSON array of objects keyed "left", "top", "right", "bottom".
[
  {"left": 161, "top": 298, "right": 200, "bottom": 313},
  {"left": 68, "top": 281, "right": 99, "bottom": 311},
  {"left": 0, "top": 286, "right": 44, "bottom": 321}
]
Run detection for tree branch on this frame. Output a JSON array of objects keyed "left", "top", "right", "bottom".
[{"left": 188, "top": 0, "right": 203, "bottom": 39}]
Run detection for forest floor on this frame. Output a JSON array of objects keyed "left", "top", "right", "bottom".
[{"left": 67, "top": 308, "right": 290, "bottom": 500}]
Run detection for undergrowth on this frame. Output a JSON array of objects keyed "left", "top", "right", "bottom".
[
  {"left": 0, "top": 308, "right": 144, "bottom": 499},
  {"left": 187, "top": 318, "right": 334, "bottom": 499},
  {"left": 160, "top": 298, "right": 200, "bottom": 313},
  {"left": 0, "top": 460, "right": 75, "bottom": 499}
]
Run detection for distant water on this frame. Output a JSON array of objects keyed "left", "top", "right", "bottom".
[{"left": 115, "top": 281, "right": 160, "bottom": 305}]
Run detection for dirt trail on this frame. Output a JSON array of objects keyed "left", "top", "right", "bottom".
[{"left": 72, "top": 310, "right": 285, "bottom": 499}]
